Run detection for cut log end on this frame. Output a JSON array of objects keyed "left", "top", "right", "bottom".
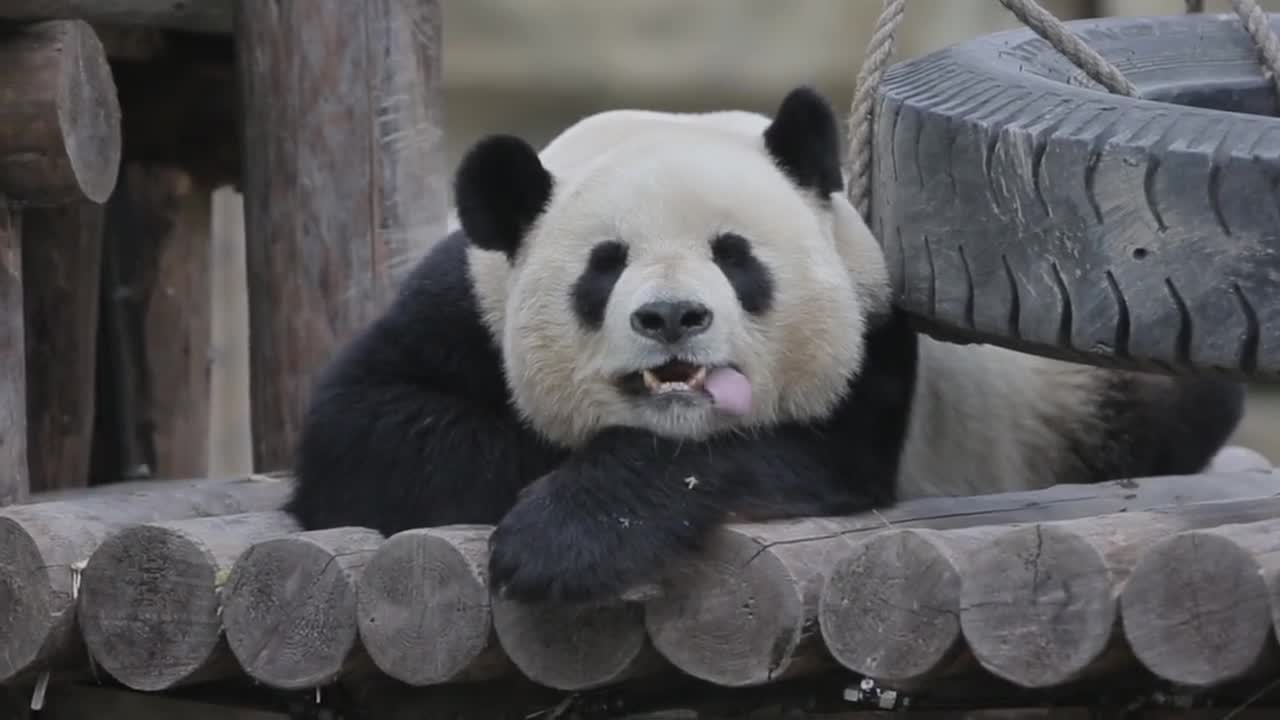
[
  {"left": 818, "top": 528, "right": 967, "bottom": 685},
  {"left": 0, "top": 20, "right": 122, "bottom": 205},
  {"left": 960, "top": 524, "right": 1115, "bottom": 688},
  {"left": 78, "top": 524, "right": 220, "bottom": 692},
  {"left": 644, "top": 528, "right": 805, "bottom": 687},
  {"left": 491, "top": 595, "right": 658, "bottom": 692},
  {"left": 1122, "top": 528, "right": 1277, "bottom": 687},
  {"left": 223, "top": 527, "right": 383, "bottom": 690},
  {"left": 0, "top": 518, "right": 53, "bottom": 682},
  {"left": 357, "top": 526, "right": 506, "bottom": 686}
]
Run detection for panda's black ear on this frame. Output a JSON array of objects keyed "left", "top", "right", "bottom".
[
  {"left": 454, "top": 135, "right": 553, "bottom": 260},
  {"left": 763, "top": 86, "right": 843, "bottom": 198}
]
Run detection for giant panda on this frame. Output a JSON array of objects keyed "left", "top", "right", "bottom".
[{"left": 286, "top": 86, "right": 1246, "bottom": 605}]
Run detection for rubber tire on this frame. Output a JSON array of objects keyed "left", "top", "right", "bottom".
[{"left": 872, "top": 13, "right": 1280, "bottom": 378}]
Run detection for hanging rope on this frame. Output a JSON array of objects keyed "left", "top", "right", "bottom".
[
  {"left": 847, "top": 0, "right": 1280, "bottom": 222},
  {"left": 1231, "top": 0, "right": 1280, "bottom": 102}
]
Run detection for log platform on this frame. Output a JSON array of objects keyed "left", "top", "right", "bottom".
[{"left": 0, "top": 457, "right": 1278, "bottom": 716}]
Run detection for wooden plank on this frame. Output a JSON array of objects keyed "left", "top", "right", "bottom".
[
  {"left": 22, "top": 202, "right": 104, "bottom": 493},
  {"left": 222, "top": 526, "right": 383, "bottom": 689},
  {"left": 0, "top": 1, "right": 233, "bottom": 34},
  {"left": 77, "top": 511, "right": 300, "bottom": 691},
  {"left": 0, "top": 199, "right": 27, "bottom": 506},
  {"left": 357, "top": 526, "right": 514, "bottom": 686},
  {"left": 645, "top": 469, "right": 1280, "bottom": 688},
  {"left": 1121, "top": 516, "right": 1280, "bottom": 687},
  {"left": 39, "top": 683, "right": 288, "bottom": 720},
  {"left": 0, "top": 472, "right": 292, "bottom": 684},
  {"left": 233, "top": 0, "right": 445, "bottom": 471},
  {"left": 959, "top": 495, "right": 1280, "bottom": 689},
  {"left": 0, "top": 20, "right": 121, "bottom": 205}
]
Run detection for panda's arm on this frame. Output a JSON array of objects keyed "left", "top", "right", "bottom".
[
  {"left": 489, "top": 311, "right": 918, "bottom": 605},
  {"left": 286, "top": 233, "right": 566, "bottom": 535}
]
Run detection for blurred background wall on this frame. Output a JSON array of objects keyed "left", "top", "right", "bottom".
[{"left": 207, "top": 0, "right": 1280, "bottom": 476}]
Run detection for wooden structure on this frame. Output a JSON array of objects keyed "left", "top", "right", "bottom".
[{"left": 3, "top": 1, "right": 1280, "bottom": 718}]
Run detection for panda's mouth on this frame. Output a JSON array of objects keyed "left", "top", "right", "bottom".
[{"left": 619, "top": 360, "right": 709, "bottom": 397}]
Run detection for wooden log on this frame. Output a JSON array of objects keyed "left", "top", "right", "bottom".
[
  {"left": 357, "top": 526, "right": 513, "bottom": 686},
  {"left": 492, "top": 594, "right": 669, "bottom": 692},
  {"left": 0, "top": 20, "right": 121, "bottom": 205},
  {"left": 234, "top": 0, "right": 445, "bottom": 471},
  {"left": 222, "top": 526, "right": 384, "bottom": 690},
  {"left": 0, "top": 199, "right": 27, "bottom": 506},
  {"left": 960, "top": 495, "right": 1280, "bottom": 689},
  {"left": 644, "top": 470, "right": 1280, "bottom": 687},
  {"left": 22, "top": 201, "right": 104, "bottom": 492},
  {"left": 78, "top": 510, "right": 300, "bottom": 691},
  {"left": 0, "top": 1, "right": 234, "bottom": 35},
  {"left": 0, "top": 473, "right": 292, "bottom": 684},
  {"left": 1121, "top": 517, "right": 1280, "bottom": 687}
]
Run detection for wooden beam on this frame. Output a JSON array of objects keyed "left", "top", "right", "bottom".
[
  {"left": 1121, "top": 517, "right": 1280, "bottom": 687},
  {"left": 234, "top": 0, "right": 445, "bottom": 471},
  {"left": 77, "top": 511, "right": 301, "bottom": 692},
  {"left": 0, "top": 1, "right": 233, "bottom": 35},
  {"left": 0, "top": 20, "right": 121, "bottom": 205},
  {"left": 222, "top": 526, "right": 383, "bottom": 690},
  {"left": 356, "top": 526, "right": 513, "bottom": 686},
  {"left": 0, "top": 199, "right": 26, "bottom": 506},
  {"left": 0, "top": 473, "right": 292, "bottom": 684},
  {"left": 646, "top": 470, "right": 1280, "bottom": 688},
  {"left": 22, "top": 202, "right": 104, "bottom": 493},
  {"left": 959, "top": 495, "right": 1280, "bottom": 689}
]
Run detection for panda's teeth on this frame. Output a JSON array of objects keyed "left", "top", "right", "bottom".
[
  {"left": 689, "top": 366, "right": 707, "bottom": 389},
  {"left": 642, "top": 369, "right": 661, "bottom": 392},
  {"left": 657, "top": 382, "right": 691, "bottom": 393}
]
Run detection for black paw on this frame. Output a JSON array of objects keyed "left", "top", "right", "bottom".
[{"left": 487, "top": 473, "right": 682, "bottom": 606}]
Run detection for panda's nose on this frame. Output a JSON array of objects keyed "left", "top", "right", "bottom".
[{"left": 630, "top": 300, "right": 713, "bottom": 344}]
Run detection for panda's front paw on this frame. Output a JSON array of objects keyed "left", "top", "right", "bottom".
[{"left": 487, "top": 473, "right": 676, "bottom": 606}]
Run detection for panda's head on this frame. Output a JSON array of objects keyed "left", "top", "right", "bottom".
[{"left": 457, "top": 86, "right": 890, "bottom": 448}]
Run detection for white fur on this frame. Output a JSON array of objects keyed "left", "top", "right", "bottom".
[{"left": 464, "top": 107, "right": 888, "bottom": 448}]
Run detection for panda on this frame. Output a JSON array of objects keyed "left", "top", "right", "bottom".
[{"left": 285, "top": 85, "right": 1246, "bottom": 606}]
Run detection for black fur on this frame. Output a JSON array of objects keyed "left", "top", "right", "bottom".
[
  {"left": 286, "top": 231, "right": 567, "bottom": 532},
  {"left": 710, "top": 232, "right": 775, "bottom": 315},
  {"left": 454, "top": 135, "right": 553, "bottom": 260},
  {"left": 763, "top": 86, "right": 843, "bottom": 197},
  {"left": 571, "top": 240, "right": 629, "bottom": 330}
]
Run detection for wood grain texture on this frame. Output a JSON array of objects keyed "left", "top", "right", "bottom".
[
  {"left": 492, "top": 594, "right": 667, "bottom": 692},
  {"left": 0, "top": 473, "right": 291, "bottom": 684},
  {"left": 0, "top": 1, "right": 233, "bottom": 34},
  {"left": 960, "top": 496, "right": 1280, "bottom": 689},
  {"left": 1121, "top": 517, "right": 1280, "bottom": 687},
  {"left": 358, "top": 526, "right": 513, "bottom": 686},
  {"left": 0, "top": 200, "right": 26, "bottom": 506},
  {"left": 223, "top": 526, "right": 383, "bottom": 690},
  {"left": 645, "top": 469, "right": 1280, "bottom": 688},
  {"left": 78, "top": 510, "right": 300, "bottom": 691},
  {"left": 234, "top": 0, "right": 445, "bottom": 471},
  {"left": 22, "top": 201, "right": 103, "bottom": 493},
  {"left": 0, "top": 20, "right": 121, "bottom": 205}
]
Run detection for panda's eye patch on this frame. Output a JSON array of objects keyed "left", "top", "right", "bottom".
[
  {"left": 711, "top": 233, "right": 774, "bottom": 315},
  {"left": 571, "top": 240, "right": 629, "bottom": 330}
]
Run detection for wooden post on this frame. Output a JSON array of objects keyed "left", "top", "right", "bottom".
[
  {"left": 960, "top": 496, "right": 1280, "bottom": 689},
  {"left": 234, "top": 0, "right": 446, "bottom": 471},
  {"left": 357, "top": 526, "right": 513, "bottom": 686},
  {"left": 222, "top": 526, "right": 384, "bottom": 689},
  {"left": 22, "top": 203, "right": 104, "bottom": 493},
  {"left": 0, "top": 201, "right": 25, "bottom": 506},
  {"left": 78, "top": 510, "right": 301, "bottom": 691},
  {"left": 0, "top": 473, "right": 292, "bottom": 684},
  {"left": 0, "top": 1, "right": 234, "bottom": 34},
  {"left": 645, "top": 470, "right": 1280, "bottom": 688},
  {"left": 1121, "top": 517, "right": 1280, "bottom": 687}
]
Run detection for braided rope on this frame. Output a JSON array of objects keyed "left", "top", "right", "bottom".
[
  {"left": 844, "top": 0, "right": 907, "bottom": 219},
  {"left": 848, "top": 0, "right": 1280, "bottom": 222},
  {"left": 1231, "top": 0, "right": 1280, "bottom": 103}
]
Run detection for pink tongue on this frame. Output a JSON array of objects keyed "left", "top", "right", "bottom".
[{"left": 705, "top": 367, "right": 752, "bottom": 417}]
